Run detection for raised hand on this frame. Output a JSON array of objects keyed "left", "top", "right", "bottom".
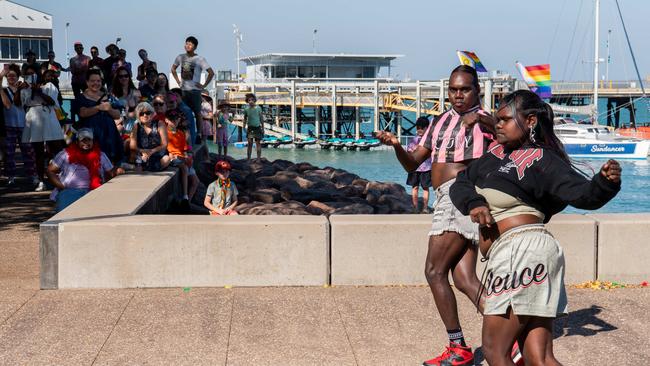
[
  {"left": 600, "top": 159, "right": 622, "bottom": 183},
  {"left": 375, "top": 131, "right": 399, "bottom": 146}
]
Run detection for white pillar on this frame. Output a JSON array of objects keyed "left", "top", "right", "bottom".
[
  {"left": 373, "top": 80, "right": 379, "bottom": 131},
  {"left": 483, "top": 79, "right": 493, "bottom": 112},
  {"left": 291, "top": 80, "right": 296, "bottom": 139},
  {"left": 355, "top": 106, "right": 361, "bottom": 140},
  {"left": 332, "top": 86, "right": 337, "bottom": 137},
  {"left": 416, "top": 80, "right": 422, "bottom": 119},
  {"left": 315, "top": 106, "right": 320, "bottom": 138},
  {"left": 439, "top": 79, "right": 446, "bottom": 113}
]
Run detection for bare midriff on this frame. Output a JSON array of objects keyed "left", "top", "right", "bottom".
[
  {"left": 431, "top": 161, "right": 469, "bottom": 189},
  {"left": 477, "top": 214, "right": 544, "bottom": 257}
]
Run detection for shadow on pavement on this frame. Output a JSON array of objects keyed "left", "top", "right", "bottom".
[{"left": 553, "top": 305, "right": 617, "bottom": 338}]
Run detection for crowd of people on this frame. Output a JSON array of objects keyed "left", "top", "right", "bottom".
[{"left": 0, "top": 35, "right": 241, "bottom": 214}]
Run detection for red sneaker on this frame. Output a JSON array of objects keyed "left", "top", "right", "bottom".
[
  {"left": 422, "top": 343, "right": 474, "bottom": 366},
  {"left": 512, "top": 342, "right": 525, "bottom": 366}
]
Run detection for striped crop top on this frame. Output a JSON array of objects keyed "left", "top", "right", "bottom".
[{"left": 419, "top": 105, "right": 495, "bottom": 163}]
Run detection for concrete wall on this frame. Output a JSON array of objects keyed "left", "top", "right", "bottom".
[
  {"left": 40, "top": 152, "right": 649, "bottom": 288},
  {"left": 589, "top": 214, "right": 650, "bottom": 283},
  {"left": 330, "top": 215, "right": 431, "bottom": 286},
  {"left": 56, "top": 215, "right": 329, "bottom": 288},
  {"left": 330, "top": 214, "right": 601, "bottom": 286}
]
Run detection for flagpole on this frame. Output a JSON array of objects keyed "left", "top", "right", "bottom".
[{"left": 592, "top": 0, "right": 600, "bottom": 125}]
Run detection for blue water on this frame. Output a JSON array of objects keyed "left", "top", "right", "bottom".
[{"left": 211, "top": 142, "right": 650, "bottom": 214}]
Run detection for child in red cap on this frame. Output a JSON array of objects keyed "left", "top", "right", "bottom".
[{"left": 204, "top": 160, "right": 238, "bottom": 215}]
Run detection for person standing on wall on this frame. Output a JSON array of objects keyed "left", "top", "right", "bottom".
[
  {"left": 171, "top": 36, "right": 214, "bottom": 145},
  {"left": 69, "top": 42, "right": 91, "bottom": 99}
]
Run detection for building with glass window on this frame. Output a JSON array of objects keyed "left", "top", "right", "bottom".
[
  {"left": 240, "top": 53, "right": 402, "bottom": 82},
  {"left": 0, "top": 0, "right": 53, "bottom": 68}
]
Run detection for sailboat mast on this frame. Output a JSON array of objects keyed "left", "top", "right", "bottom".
[{"left": 592, "top": 0, "right": 600, "bottom": 124}]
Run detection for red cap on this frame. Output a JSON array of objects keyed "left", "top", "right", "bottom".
[{"left": 214, "top": 160, "right": 231, "bottom": 173}]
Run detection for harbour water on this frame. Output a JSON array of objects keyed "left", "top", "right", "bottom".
[{"left": 212, "top": 142, "right": 650, "bottom": 214}]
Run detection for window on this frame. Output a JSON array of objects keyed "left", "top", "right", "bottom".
[
  {"left": 0, "top": 38, "right": 20, "bottom": 60},
  {"left": 298, "top": 66, "right": 313, "bottom": 78},
  {"left": 18, "top": 38, "right": 51, "bottom": 60},
  {"left": 313, "top": 66, "right": 326, "bottom": 78},
  {"left": 39, "top": 40, "right": 49, "bottom": 60},
  {"left": 362, "top": 67, "right": 375, "bottom": 78},
  {"left": 274, "top": 66, "right": 286, "bottom": 78},
  {"left": 286, "top": 66, "right": 297, "bottom": 78}
]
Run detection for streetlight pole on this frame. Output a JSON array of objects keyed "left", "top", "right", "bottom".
[
  {"left": 312, "top": 29, "right": 317, "bottom": 53},
  {"left": 605, "top": 29, "right": 611, "bottom": 81},
  {"left": 233, "top": 24, "right": 242, "bottom": 82}
]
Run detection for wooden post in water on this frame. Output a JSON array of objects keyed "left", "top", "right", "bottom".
[
  {"left": 332, "top": 86, "right": 337, "bottom": 137},
  {"left": 373, "top": 80, "right": 379, "bottom": 132},
  {"left": 291, "top": 80, "right": 296, "bottom": 139}
]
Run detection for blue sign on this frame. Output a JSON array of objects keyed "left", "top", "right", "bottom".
[{"left": 564, "top": 143, "right": 636, "bottom": 155}]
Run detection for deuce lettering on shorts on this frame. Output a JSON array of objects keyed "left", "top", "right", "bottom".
[{"left": 484, "top": 263, "right": 548, "bottom": 297}]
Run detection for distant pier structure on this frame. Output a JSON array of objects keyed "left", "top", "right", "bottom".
[{"left": 217, "top": 52, "right": 515, "bottom": 141}]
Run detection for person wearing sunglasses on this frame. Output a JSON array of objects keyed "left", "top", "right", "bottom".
[
  {"left": 129, "top": 102, "right": 170, "bottom": 172},
  {"left": 111, "top": 66, "right": 141, "bottom": 136},
  {"left": 76, "top": 68, "right": 124, "bottom": 165}
]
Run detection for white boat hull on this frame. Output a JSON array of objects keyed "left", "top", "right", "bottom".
[{"left": 561, "top": 138, "right": 650, "bottom": 159}]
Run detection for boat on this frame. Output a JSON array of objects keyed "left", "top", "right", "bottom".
[
  {"left": 294, "top": 136, "right": 318, "bottom": 148},
  {"left": 319, "top": 137, "right": 340, "bottom": 150},
  {"left": 554, "top": 122, "right": 650, "bottom": 159},
  {"left": 354, "top": 137, "right": 382, "bottom": 151},
  {"left": 616, "top": 125, "right": 650, "bottom": 140},
  {"left": 274, "top": 135, "right": 293, "bottom": 147},
  {"left": 260, "top": 135, "right": 278, "bottom": 148},
  {"left": 331, "top": 138, "right": 349, "bottom": 150}
]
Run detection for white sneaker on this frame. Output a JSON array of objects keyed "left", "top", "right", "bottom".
[
  {"left": 34, "top": 181, "right": 45, "bottom": 192},
  {"left": 7, "top": 177, "right": 16, "bottom": 186}
]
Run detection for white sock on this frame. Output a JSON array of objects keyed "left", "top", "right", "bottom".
[{"left": 183, "top": 195, "right": 189, "bottom": 200}]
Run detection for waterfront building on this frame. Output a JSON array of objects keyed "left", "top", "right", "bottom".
[
  {"left": 0, "top": 0, "right": 53, "bottom": 68},
  {"left": 240, "top": 53, "right": 402, "bottom": 82}
]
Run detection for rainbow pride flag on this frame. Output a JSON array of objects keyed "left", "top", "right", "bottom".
[
  {"left": 515, "top": 62, "right": 552, "bottom": 99},
  {"left": 456, "top": 51, "right": 488, "bottom": 73}
]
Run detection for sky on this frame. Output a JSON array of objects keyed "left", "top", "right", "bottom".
[{"left": 17, "top": 0, "right": 649, "bottom": 82}]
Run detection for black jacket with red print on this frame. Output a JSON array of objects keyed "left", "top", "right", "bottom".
[{"left": 449, "top": 143, "right": 621, "bottom": 223}]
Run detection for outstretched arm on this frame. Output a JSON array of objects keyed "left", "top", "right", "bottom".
[{"left": 375, "top": 131, "right": 430, "bottom": 172}]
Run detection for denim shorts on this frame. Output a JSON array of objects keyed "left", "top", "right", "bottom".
[
  {"left": 429, "top": 178, "right": 479, "bottom": 244},
  {"left": 481, "top": 224, "right": 568, "bottom": 317}
]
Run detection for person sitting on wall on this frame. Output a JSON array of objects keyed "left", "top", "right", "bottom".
[
  {"left": 46, "top": 128, "right": 117, "bottom": 212},
  {"left": 204, "top": 160, "right": 238, "bottom": 216},
  {"left": 166, "top": 109, "right": 198, "bottom": 209},
  {"left": 130, "top": 101, "right": 170, "bottom": 172}
]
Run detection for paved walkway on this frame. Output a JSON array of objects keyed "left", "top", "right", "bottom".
[{"left": 1, "top": 178, "right": 649, "bottom": 365}]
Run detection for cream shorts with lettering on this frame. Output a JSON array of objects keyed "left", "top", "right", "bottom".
[{"left": 481, "top": 224, "right": 568, "bottom": 318}]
